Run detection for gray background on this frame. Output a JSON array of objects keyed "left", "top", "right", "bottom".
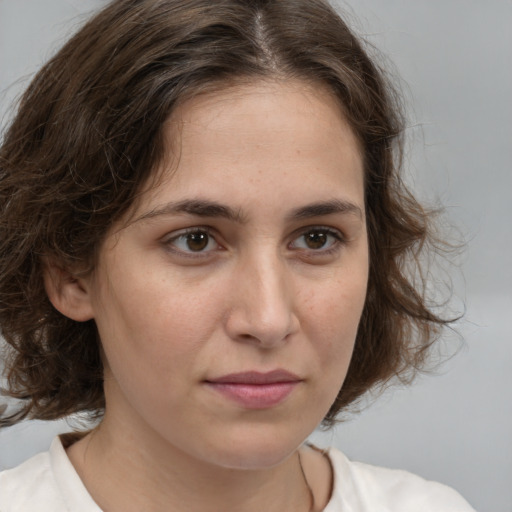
[{"left": 0, "top": 1, "right": 511, "bottom": 511}]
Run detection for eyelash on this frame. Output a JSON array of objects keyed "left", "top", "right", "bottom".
[
  {"left": 289, "top": 226, "right": 346, "bottom": 256},
  {"left": 162, "top": 227, "right": 220, "bottom": 259},
  {"left": 161, "top": 225, "right": 346, "bottom": 260}
]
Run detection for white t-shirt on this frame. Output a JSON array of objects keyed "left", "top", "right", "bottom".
[{"left": 0, "top": 437, "right": 475, "bottom": 511}]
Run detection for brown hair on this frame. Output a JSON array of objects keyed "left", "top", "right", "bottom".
[{"left": 0, "top": 0, "right": 451, "bottom": 427}]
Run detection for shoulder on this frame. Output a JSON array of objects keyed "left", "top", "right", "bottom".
[
  {"left": 0, "top": 446, "right": 66, "bottom": 511},
  {"left": 325, "top": 447, "right": 476, "bottom": 512},
  {"left": 0, "top": 436, "right": 100, "bottom": 512}
]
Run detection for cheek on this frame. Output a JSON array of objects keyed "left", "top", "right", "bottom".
[
  {"left": 96, "top": 261, "right": 218, "bottom": 349},
  {"left": 304, "top": 271, "right": 367, "bottom": 372},
  {"left": 93, "top": 269, "right": 235, "bottom": 416},
  {"left": 95, "top": 284, "right": 206, "bottom": 415}
]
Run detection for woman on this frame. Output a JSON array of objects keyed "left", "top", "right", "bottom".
[{"left": 0, "top": 0, "right": 475, "bottom": 510}]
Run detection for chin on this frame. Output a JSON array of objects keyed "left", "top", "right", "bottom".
[{"left": 199, "top": 425, "right": 307, "bottom": 470}]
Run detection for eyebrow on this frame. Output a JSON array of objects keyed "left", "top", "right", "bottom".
[
  {"left": 286, "top": 199, "right": 363, "bottom": 221},
  {"left": 134, "top": 197, "right": 363, "bottom": 224},
  {"left": 135, "top": 199, "right": 246, "bottom": 224}
]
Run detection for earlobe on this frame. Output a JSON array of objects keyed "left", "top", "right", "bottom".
[{"left": 43, "top": 262, "right": 95, "bottom": 322}]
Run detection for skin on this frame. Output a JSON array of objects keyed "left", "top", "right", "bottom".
[{"left": 46, "top": 80, "right": 369, "bottom": 512}]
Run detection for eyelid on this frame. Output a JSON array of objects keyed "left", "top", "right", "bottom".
[
  {"left": 161, "top": 226, "right": 222, "bottom": 258},
  {"left": 288, "top": 225, "right": 346, "bottom": 253},
  {"left": 160, "top": 224, "right": 347, "bottom": 261}
]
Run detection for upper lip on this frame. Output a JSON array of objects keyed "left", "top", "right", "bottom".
[{"left": 206, "top": 369, "right": 301, "bottom": 385}]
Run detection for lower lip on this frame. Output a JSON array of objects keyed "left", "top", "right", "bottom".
[{"left": 205, "top": 382, "right": 299, "bottom": 409}]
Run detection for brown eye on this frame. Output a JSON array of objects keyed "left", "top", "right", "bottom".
[
  {"left": 186, "top": 232, "right": 210, "bottom": 251},
  {"left": 167, "top": 229, "right": 217, "bottom": 254},
  {"left": 290, "top": 227, "right": 343, "bottom": 253},
  {"left": 304, "top": 231, "right": 328, "bottom": 249}
]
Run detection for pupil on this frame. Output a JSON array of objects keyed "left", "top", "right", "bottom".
[
  {"left": 306, "top": 232, "right": 327, "bottom": 249},
  {"left": 187, "top": 232, "right": 209, "bottom": 251}
]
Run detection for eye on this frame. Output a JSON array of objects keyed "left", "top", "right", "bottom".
[
  {"left": 164, "top": 228, "right": 219, "bottom": 254},
  {"left": 290, "top": 227, "right": 343, "bottom": 252}
]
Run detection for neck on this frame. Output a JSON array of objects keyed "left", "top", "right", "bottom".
[{"left": 67, "top": 415, "right": 313, "bottom": 512}]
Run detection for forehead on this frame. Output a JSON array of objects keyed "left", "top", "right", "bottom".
[
  {"left": 171, "top": 79, "right": 360, "bottom": 156},
  {"left": 130, "top": 79, "right": 364, "bottom": 219}
]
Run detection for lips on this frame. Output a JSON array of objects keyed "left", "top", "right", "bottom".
[
  {"left": 207, "top": 369, "right": 301, "bottom": 385},
  {"left": 205, "top": 370, "right": 302, "bottom": 409}
]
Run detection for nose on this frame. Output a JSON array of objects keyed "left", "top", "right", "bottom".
[{"left": 225, "top": 253, "right": 299, "bottom": 348}]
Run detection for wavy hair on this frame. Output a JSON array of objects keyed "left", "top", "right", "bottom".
[{"left": 0, "top": 0, "right": 451, "bottom": 426}]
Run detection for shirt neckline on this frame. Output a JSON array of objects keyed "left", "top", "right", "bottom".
[
  {"left": 50, "top": 436, "right": 103, "bottom": 512},
  {"left": 50, "top": 436, "right": 347, "bottom": 512}
]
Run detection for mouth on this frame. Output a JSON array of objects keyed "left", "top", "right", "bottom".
[{"left": 204, "top": 370, "right": 302, "bottom": 409}]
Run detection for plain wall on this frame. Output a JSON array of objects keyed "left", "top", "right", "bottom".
[{"left": 1, "top": 1, "right": 511, "bottom": 511}]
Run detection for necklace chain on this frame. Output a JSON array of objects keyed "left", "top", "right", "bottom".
[{"left": 298, "top": 450, "right": 315, "bottom": 512}]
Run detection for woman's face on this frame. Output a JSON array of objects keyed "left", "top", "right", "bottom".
[{"left": 83, "top": 80, "right": 368, "bottom": 469}]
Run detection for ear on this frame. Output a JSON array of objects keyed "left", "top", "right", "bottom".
[{"left": 43, "top": 261, "right": 95, "bottom": 322}]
